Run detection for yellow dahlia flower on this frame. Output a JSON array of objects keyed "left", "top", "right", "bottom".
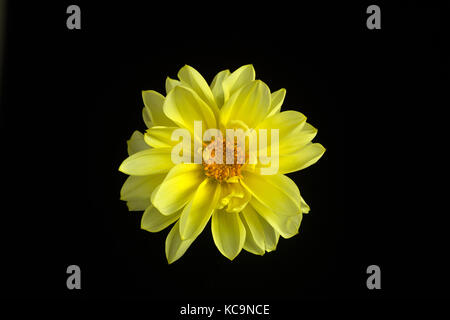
[{"left": 119, "top": 65, "right": 325, "bottom": 263}]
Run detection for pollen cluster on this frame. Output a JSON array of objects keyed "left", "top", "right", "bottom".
[{"left": 203, "top": 138, "right": 245, "bottom": 182}]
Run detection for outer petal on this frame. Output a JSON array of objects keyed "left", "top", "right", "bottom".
[
  {"left": 142, "top": 90, "right": 176, "bottom": 126},
  {"left": 165, "top": 76, "right": 180, "bottom": 94},
  {"left": 257, "top": 110, "right": 307, "bottom": 137},
  {"left": 120, "top": 174, "right": 166, "bottom": 201},
  {"left": 277, "top": 143, "right": 326, "bottom": 174},
  {"left": 152, "top": 164, "right": 205, "bottom": 215},
  {"left": 165, "top": 221, "right": 196, "bottom": 264},
  {"left": 179, "top": 178, "right": 221, "bottom": 240},
  {"left": 300, "top": 195, "right": 310, "bottom": 214},
  {"left": 241, "top": 172, "right": 301, "bottom": 216},
  {"left": 163, "top": 85, "right": 217, "bottom": 141},
  {"left": 210, "top": 69, "right": 230, "bottom": 108},
  {"left": 119, "top": 148, "right": 174, "bottom": 176},
  {"left": 222, "top": 64, "right": 255, "bottom": 103},
  {"left": 177, "top": 65, "right": 219, "bottom": 119},
  {"left": 277, "top": 122, "right": 318, "bottom": 155},
  {"left": 288, "top": 213, "right": 303, "bottom": 231},
  {"left": 250, "top": 198, "right": 302, "bottom": 239},
  {"left": 256, "top": 110, "right": 307, "bottom": 154},
  {"left": 257, "top": 110, "right": 317, "bottom": 160},
  {"left": 212, "top": 210, "right": 246, "bottom": 260},
  {"left": 126, "top": 199, "right": 151, "bottom": 212},
  {"left": 266, "top": 89, "right": 286, "bottom": 117},
  {"left": 127, "top": 131, "right": 150, "bottom": 156},
  {"left": 220, "top": 80, "right": 271, "bottom": 129},
  {"left": 142, "top": 107, "right": 153, "bottom": 128},
  {"left": 141, "top": 205, "right": 181, "bottom": 232},
  {"left": 240, "top": 212, "right": 265, "bottom": 255},
  {"left": 241, "top": 205, "right": 266, "bottom": 250},
  {"left": 290, "top": 123, "right": 319, "bottom": 151},
  {"left": 259, "top": 216, "right": 280, "bottom": 252},
  {"left": 144, "top": 126, "right": 179, "bottom": 148}
]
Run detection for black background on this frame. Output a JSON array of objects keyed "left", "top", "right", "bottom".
[{"left": 1, "top": 0, "right": 448, "bottom": 307}]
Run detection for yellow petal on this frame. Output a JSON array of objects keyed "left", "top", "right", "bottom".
[
  {"left": 266, "top": 88, "right": 286, "bottom": 117},
  {"left": 259, "top": 215, "right": 279, "bottom": 252},
  {"left": 210, "top": 69, "right": 230, "bottom": 108},
  {"left": 163, "top": 85, "right": 217, "bottom": 140},
  {"left": 219, "top": 182, "right": 250, "bottom": 213},
  {"left": 240, "top": 212, "right": 265, "bottom": 255},
  {"left": 127, "top": 131, "right": 150, "bottom": 156},
  {"left": 293, "top": 123, "right": 318, "bottom": 150},
  {"left": 142, "top": 107, "right": 153, "bottom": 128},
  {"left": 179, "top": 178, "right": 221, "bottom": 240},
  {"left": 258, "top": 110, "right": 307, "bottom": 137},
  {"left": 226, "top": 187, "right": 251, "bottom": 213},
  {"left": 126, "top": 199, "right": 151, "bottom": 212},
  {"left": 241, "top": 205, "right": 266, "bottom": 250},
  {"left": 220, "top": 80, "right": 271, "bottom": 129},
  {"left": 218, "top": 183, "right": 235, "bottom": 209},
  {"left": 142, "top": 90, "right": 176, "bottom": 126},
  {"left": 144, "top": 126, "right": 179, "bottom": 148},
  {"left": 211, "top": 210, "right": 246, "bottom": 260},
  {"left": 256, "top": 111, "right": 321, "bottom": 172},
  {"left": 119, "top": 148, "right": 174, "bottom": 176},
  {"left": 288, "top": 213, "right": 303, "bottom": 231},
  {"left": 241, "top": 172, "right": 301, "bottom": 216},
  {"left": 120, "top": 174, "right": 166, "bottom": 201},
  {"left": 152, "top": 164, "right": 204, "bottom": 215},
  {"left": 256, "top": 110, "right": 307, "bottom": 154},
  {"left": 300, "top": 195, "right": 310, "bottom": 214},
  {"left": 165, "top": 76, "right": 180, "bottom": 94},
  {"left": 165, "top": 221, "right": 196, "bottom": 264},
  {"left": 222, "top": 64, "right": 255, "bottom": 103},
  {"left": 141, "top": 205, "right": 181, "bottom": 232},
  {"left": 278, "top": 143, "right": 326, "bottom": 174},
  {"left": 278, "top": 123, "right": 318, "bottom": 155},
  {"left": 217, "top": 182, "right": 246, "bottom": 209},
  {"left": 177, "top": 65, "right": 219, "bottom": 119},
  {"left": 250, "top": 198, "right": 302, "bottom": 239}
]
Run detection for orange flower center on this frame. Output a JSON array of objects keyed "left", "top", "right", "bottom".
[{"left": 203, "top": 138, "right": 245, "bottom": 182}]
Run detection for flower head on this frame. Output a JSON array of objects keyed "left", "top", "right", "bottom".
[{"left": 119, "top": 65, "right": 325, "bottom": 263}]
